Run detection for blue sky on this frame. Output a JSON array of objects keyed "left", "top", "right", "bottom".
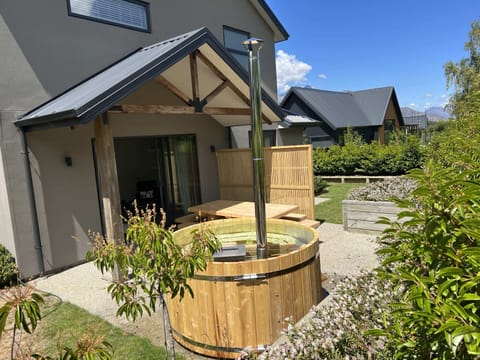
[{"left": 266, "top": 0, "right": 480, "bottom": 110}]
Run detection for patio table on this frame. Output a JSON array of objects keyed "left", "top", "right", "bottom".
[{"left": 187, "top": 199, "right": 299, "bottom": 219}]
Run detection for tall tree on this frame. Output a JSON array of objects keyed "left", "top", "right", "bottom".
[{"left": 444, "top": 19, "right": 480, "bottom": 116}]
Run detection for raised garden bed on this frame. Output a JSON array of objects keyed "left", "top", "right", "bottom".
[
  {"left": 341, "top": 176, "right": 416, "bottom": 235},
  {"left": 342, "top": 199, "right": 401, "bottom": 235}
]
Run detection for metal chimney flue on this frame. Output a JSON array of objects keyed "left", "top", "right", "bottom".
[{"left": 243, "top": 38, "right": 267, "bottom": 259}]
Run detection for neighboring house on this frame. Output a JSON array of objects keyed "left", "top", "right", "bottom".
[
  {"left": 229, "top": 110, "right": 319, "bottom": 147},
  {"left": 403, "top": 113, "right": 428, "bottom": 143},
  {"left": 402, "top": 114, "right": 428, "bottom": 132},
  {"left": 0, "top": 0, "right": 288, "bottom": 277},
  {"left": 280, "top": 86, "right": 405, "bottom": 146}
]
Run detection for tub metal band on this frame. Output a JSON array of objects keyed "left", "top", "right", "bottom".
[
  {"left": 172, "top": 328, "right": 267, "bottom": 354},
  {"left": 194, "top": 251, "right": 319, "bottom": 282}
]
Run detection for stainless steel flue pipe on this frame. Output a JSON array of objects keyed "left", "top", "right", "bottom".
[{"left": 243, "top": 38, "right": 267, "bottom": 259}]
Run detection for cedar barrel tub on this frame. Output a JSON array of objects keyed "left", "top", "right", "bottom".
[{"left": 167, "top": 218, "right": 322, "bottom": 358}]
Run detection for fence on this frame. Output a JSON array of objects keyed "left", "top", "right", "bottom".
[{"left": 216, "top": 145, "right": 314, "bottom": 219}]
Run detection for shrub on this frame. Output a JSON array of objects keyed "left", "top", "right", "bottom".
[
  {"left": 312, "top": 133, "right": 424, "bottom": 176},
  {"left": 313, "top": 176, "right": 328, "bottom": 195},
  {"left": 347, "top": 177, "right": 417, "bottom": 202},
  {"left": 0, "top": 244, "right": 18, "bottom": 288},
  {"left": 376, "top": 164, "right": 480, "bottom": 358},
  {"left": 242, "top": 271, "right": 399, "bottom": 360}
]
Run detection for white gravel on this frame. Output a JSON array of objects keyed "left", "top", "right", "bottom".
[{"left": 317, "top": 222, "right": 379, "bottom": 277}]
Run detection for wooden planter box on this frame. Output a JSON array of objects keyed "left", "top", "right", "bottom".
[{"left": 342, "top": 199, "right": 401, "bottom": 235}]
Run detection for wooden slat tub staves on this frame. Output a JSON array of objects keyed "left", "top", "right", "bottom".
[
  {"left": 237, "top": 261, "right": 256, "bottom": 349},
  {"left": 166, "top": 218, "right": 321, "bottom": 358},
  {"left": 268, "top": 262, "right": 284, "bottom": 337},
  {"left": 253, "top": 259, "right": 271, "bottom": 346}
]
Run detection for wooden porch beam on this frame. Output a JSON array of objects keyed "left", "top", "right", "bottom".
[
  {"left": 203, "top": 107, "right": 250, "bottom": 115},
  {"left": 115, "top": 103, "right": 271, "bottom": 123},
  {"left": 156, "top": 76, "right": 191, "bottom": 105},
  {"left": 195, "top": 51, "right": 250, "bottom": 106},
  {"left": 115, "top": 104, "right": 251, "bottom": 116},
  {"left": 202, "top": 80, "right": 228, "bottom": 105},
  {"left": 196, "top": 50, "right": 272, "bottom": 124},
  {"left": 118, "top": 104, "right": 196, "bottom": 114},
  {"left": 190, "top": 52, "right": 200, "bottom": 101}
]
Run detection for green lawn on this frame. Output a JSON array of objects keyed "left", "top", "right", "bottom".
[
  {"left": 25, "top": 299, "right": 176, "bottom": 360},
  {"left": 315, "top": 182, "right": 365, "bottom": 224}
]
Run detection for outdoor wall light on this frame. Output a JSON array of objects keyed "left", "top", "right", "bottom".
[{"left": 64, "top": 156, "right": 73, "bottom": 167}]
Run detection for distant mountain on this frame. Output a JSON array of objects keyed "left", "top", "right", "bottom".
[
  {"left": 401, "top": 107, "right": 451, "bottom": 122},
  {"left": 426, "top": 106, "right": 451, "bottom": 122}
]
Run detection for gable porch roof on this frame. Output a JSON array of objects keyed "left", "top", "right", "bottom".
[{"left": 16, "top": 27, "right": 284, "bottom": 132}]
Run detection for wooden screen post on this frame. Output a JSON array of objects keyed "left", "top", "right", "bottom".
[{"left": 94, "top": 115, "right": 123, "bottom": 281}]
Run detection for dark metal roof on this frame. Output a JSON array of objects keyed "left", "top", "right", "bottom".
[
  {"left": 281, "top": 86, "right": 402, "bottom": 130},
  {"left": 350, "top": 87, "right": 395, "bottom": 125},
  {"left": 16, "top": 27, "right": 284, "bottom": 131},
  {"left": 403, "top": 114, "right": 428, "bottom": 129}
]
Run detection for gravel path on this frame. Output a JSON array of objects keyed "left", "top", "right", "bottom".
[{"left": 32, "top": 222, "right": 379, "bottom": 358}]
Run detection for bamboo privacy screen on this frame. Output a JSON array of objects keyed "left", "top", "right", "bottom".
[{"left": 216, "top": 145, "right": 314, "bottom": 219}]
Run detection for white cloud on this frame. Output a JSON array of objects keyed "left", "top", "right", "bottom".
[
  {"left": 441, "top": 94, "right": 447, "bottom": 98},
  {"left": 276, "top": 50, "right": 312, "bottom": 95},
  {"left": 424, "top": 102, "right": 432, "bottom": 109},
  {"left": 425, "top": 93, "right": 433, "bottom": 98},
  {"left": 409, "top": 103, "right": 418, "bottom": 108},
  {"left": 318, "top": 73, "right": 327, "bottom": 79}
]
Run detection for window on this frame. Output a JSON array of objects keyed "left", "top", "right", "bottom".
[
  {"left": 248, "top": 130, "right": 276, "bottom": 147},
  {"left": 68, "top": 0, "right": 151, "bottom": 32},
  {"left": 223, "top": 26, "right": 250, "bottom": 71}
]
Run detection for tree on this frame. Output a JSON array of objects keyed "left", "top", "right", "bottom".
[
  {"left": 373, "top": 23, "right": 480, "bottom": 358},
  {"left": 87, "top": 204, "right": 221, "bottom": 359},
  {"left": 445, "top": 19, "right": 480, "bottom": 117}
]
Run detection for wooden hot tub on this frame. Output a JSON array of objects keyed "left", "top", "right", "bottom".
[{"left": 167, "top": 218, "right": 322, "bottom": 358}]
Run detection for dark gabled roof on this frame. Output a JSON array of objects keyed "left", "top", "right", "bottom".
[
  {"left": 280, "top": 86, "right": 402, "bottom": 130},
  {"left": 403, "top": 114, "right": 428, "bottom": 129},
  {"left": 350, "top": 87, "right": 397, "bottom": 125},
  {"left": 16, "top": 27, "right": 284, "bottom": 131}
]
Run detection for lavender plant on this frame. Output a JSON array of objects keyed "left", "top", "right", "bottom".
[{"left": 347, "top": 177, "right": 417, "bottom": 202}]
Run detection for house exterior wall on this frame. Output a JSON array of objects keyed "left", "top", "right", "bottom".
[
  {"left": 282, "top": 93, "right": 338, "bottom": 147},
  {"left": 0, "top": 118, "right": 16, "bottom": 258},
  {"left": 24, "top": 112, "right": 227, "bottom": 274},
  {"left": 0, "top": 0, "right": 278, "bottom": 113},
  {"left": 0, "top": 0, "right": 282, "bottom": 276},
  {"left": 229, "top": 124, "right": 306, "bottom": 148},
  {"left": 384, "top": 98, "right": 402, "bottom": 130}
]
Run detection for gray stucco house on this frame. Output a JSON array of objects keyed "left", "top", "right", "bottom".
[
  {"left": 0, "top": 0, "right": 288, "bottom": 277},
  {"left": 280, "top": 86, "right": 405, "bottom": 146}
]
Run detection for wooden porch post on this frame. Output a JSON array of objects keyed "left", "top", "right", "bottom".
[
  {"left": 378, "top": 125, "right": 385, "bottom": 145},
  {"left": 94, "top": 114, "right": 123, "bottom": 281}
]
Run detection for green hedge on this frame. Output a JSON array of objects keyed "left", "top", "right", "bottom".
[
  {"left": 0, "top": 244, "right": 18, "bottom": 288},
  {"left": 313, "top": 134, "right": 424, "bottom": 176}
]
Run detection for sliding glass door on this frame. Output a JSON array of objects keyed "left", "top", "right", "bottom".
[{"left": 113, "top": 134, "right": 201, "bottom": 225}]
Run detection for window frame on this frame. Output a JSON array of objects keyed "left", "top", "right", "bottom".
[
  {"left": 67, "top": 0, "right": 151, "bottom": 33},
  {"left": 248, "top": 130, "right": 277, "bottom": 147},
  {"left": 223, "top": 25, "right": 250, "bottom": 71}
]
